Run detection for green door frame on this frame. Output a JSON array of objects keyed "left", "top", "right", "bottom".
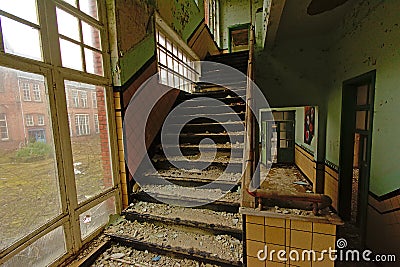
[
  {"left": 338, "top": 70, "right": 376, "bottom": 246},
  {"left": 228, "top": 23, "right": 251, "bottom": 53}
]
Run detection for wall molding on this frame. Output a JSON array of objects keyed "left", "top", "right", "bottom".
[
  {"left": 369, "top": 188, "right": 400, "bottom": 202},
  {"left": 324, "top": 159, "right": 339, "bottom": 173}
]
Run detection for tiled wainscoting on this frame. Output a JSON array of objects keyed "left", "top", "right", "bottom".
[{"left": 241, "top": 208, "right": 342, "bottom": 267}]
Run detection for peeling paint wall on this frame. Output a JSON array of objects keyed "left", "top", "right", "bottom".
[
  {"left": 115, "top": 0, "right": 156, "bottom": 84},
  {"left": 326, "top": 0, "right": 400, "bottom": 196},
  {"left": 157, "top": 0, "right": 204, "bottom": 42},
  {"left": 326, "top": 1, "right": 400, "bottom": 256},
  {"left": 219, "top": 0, "right": 263, "bottom": 50}
]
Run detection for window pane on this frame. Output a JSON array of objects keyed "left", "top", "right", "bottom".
[
  {"left": 0, "top": 0, "right": 38, "bottom": 24},
  {"left": 79, "top": 0, "right": 99, "bottom": 20},
  {"left": 82, "top": 21, "right": 101, "bottom": 50},
  {"left": 79, "top": 197, "right": 115, "bottom": 238},
  {"left": 56, "top": 8, "right": 80, "bottom": 41},
  {"left": 357, "top": 85, "right": 369, "bottom": 105},
  {"left": 356, "top": 111, "right": 367, "bottom": 130},
  {"left": 0, "top": 67, "right": 61, "bottom": 251},
  {"left": 65, "top": 81, "right": 113, "bottom": 203},
  {"left": 158, "top": 32, "right": 165, "bottom": 47},
  {"left": 3, "top": 226, "right": 66, "bottom": 267},
  {"left": 84, "top": 48, "right": 104, "bottom": 75},
  {"left": 1, "top": 16, "right": 42, "bottom": 61},
  {"left": 60, "top": 39, "right": 83, "bottom": 71}
]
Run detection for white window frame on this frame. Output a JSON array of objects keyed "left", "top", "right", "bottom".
[
  {"left": 72, "top": 89, "right": 79, "bottom": 107},
  {"left": 155, "top": 14, "right": 200, "bottom": 93},
  {"left": 94, "top": 114, "right": 99, "bottom": 134},
  {"left": 92, "top": 92, "right": 97, "bottom": 108},
  {"left": 0, "top": 113, "right": 9, "bottom": 140},
  {"left": 81, "top": 91, "right": 88, "bottom": 108},
  {"left": 25, "top": 114, "right": 34, "bottom": 126},
  {"left": 37, "top": 114, "right": 45, "bottom": 126},
  {"left": 22, "top": 83, "right": 31, "bottom": 101},
  {"left": 75, "top": 114, "right": 90, "bottom": 136},
  {"left": 0, "top": 0, "right": 121, "bottom": 265},
  {"left": 33, "top": 84, "right": 41, "bottom": 101}
]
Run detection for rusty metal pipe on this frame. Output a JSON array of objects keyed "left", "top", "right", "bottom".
[{"left": 252, "top": 189, "right": 332, "bottom": 215}]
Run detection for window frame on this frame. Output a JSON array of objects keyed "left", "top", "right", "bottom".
[
  {"left": 25, "top": 114, "right": 34, "bottom": 126},
  {"left": 0, "top": 0, "right": 121, "bottom": 265},
  {"left": 37, "top": 114, "right": 45, "bottom": 126},
  {"left": 0, "top": 113, "right": 9, "bottom": 140},
  {"left": 22, "top": 82, "right": 31, "bottom": 101},
  {"left": 33, "top": 83, "right": 42, "bottom": 101},
  {"left": 155, "top": 14, "right": 200, "bottom": 93}
]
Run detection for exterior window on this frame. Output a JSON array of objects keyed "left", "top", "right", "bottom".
[
  {"left": 94, "top": 114, "right": 99, "bottom": 133},
  {"left": 92, "top": 92, "right": 97, "bottom": 108},
  {"left": 57, "top": 5, "right": 104, "bottom": 75},
  {"left": 0, "top": 1, "right": 117, "bottom": 264},
  {"left": 26, "top": 114, "right": 34, "bottom": 126},
  {"left": 75, "top": 114, "right": 90, "bottom": 136},
  {"left": 33, "top": 84, "right": 41, "bottom": 101},
  {"left": 72, "top": 89, "right": 79, "bottom": 107},
  {"left": 81, "top": 91, "right": 88, "bottom": 108},
  {"left": 38, "top": 114, "right": 45, "bottom": 126},
  {"left": 0, "top": 113, "right": 9, "bottom": 140},
  {"left": 23, "top": 83, "right": 31, "bottom": 101}
]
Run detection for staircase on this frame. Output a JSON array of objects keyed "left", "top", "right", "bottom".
[{"left": 105, "top": 52, "right": 249, "bottom": 266}]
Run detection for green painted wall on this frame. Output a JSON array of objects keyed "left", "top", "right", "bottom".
[
  {"left": 219, "top": 0, "right": 263, "bottom": 50},
  {"left": 326, "top": 0, "right": 400, "bottom": 196},
  {"left": 157, "top": 0, "right": 204, "bottom": 42},
  {"left": 120, "top": 36, "right": 155, "bottom": 85}
]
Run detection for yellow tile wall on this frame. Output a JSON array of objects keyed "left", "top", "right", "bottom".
[{"left": 245, "top": 215, "right": 337, "bottom": 267}]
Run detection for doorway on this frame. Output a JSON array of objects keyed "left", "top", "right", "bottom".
[
  {"left": 262, "top": 111, "right": 295, "bottom": 165},
  {"left": 228, "top": 24, "right": 250, "bottom": 53},
  {"left": 338, "top": 70, "right": 375, "bottom": 245}
]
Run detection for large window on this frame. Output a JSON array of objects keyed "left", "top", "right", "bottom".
[
  {"left": 75, "top": 114, "right": 90, "bottom": 136},
  {"left": 25, "top": 114, "right": 34, "bottom": 126},
  {"left": 22, "top": 83, "right": 31, "bottom": 101},
  {"left": 0, "top": 113, "right": 9, "bottom": 140},
  {"left": 0, "top": 1, "right": 119, "bottom": 266},
  {"left": 205, "top": 0, "right": 220, "bottom": 44},
  {"left": 156, "top": 28, "right": 199, "bottom": 93},
  {"left": 33, "top": 84, "right": 41, "bottom": 101}
]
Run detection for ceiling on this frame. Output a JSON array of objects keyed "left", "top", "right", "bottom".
[{"left": 275, "top": 0, "right": 360, "bottom": 42}]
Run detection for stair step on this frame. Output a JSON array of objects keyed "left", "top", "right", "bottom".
[
  {"left": 140, "top": 174, "right": 240, "bottom": 192},
  {"left": 162, "top": 131, "right": 244, "bottom": 144},
  {"left": 131, "top": 191, "right": 240, "bottom": 213},
  {"left": 126, "top": 201, "right": 242, "bottom": 229},
  {"left": 151, "top": 158, "right": 243, "bottom": 173},
  {"left": 184, "top": 95, "right": 245, "bottom": 105},
  {"left": 158, "top": 143, "right": 244, "bottom": 157},
  {"left": 121, "top": 210, "right": 243, "bottom": 240},
  {"left": 107, "top": 234, "right": 242, "bottom": 267},
  {"left": 171, "top": 103, "right": 246, "bottom": 115},
  {"left": 172, "top": 112, "right": 245, "bottom": 124},
  {"left": 166, "top": 121, "right": 244, "bottom": 134}
]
